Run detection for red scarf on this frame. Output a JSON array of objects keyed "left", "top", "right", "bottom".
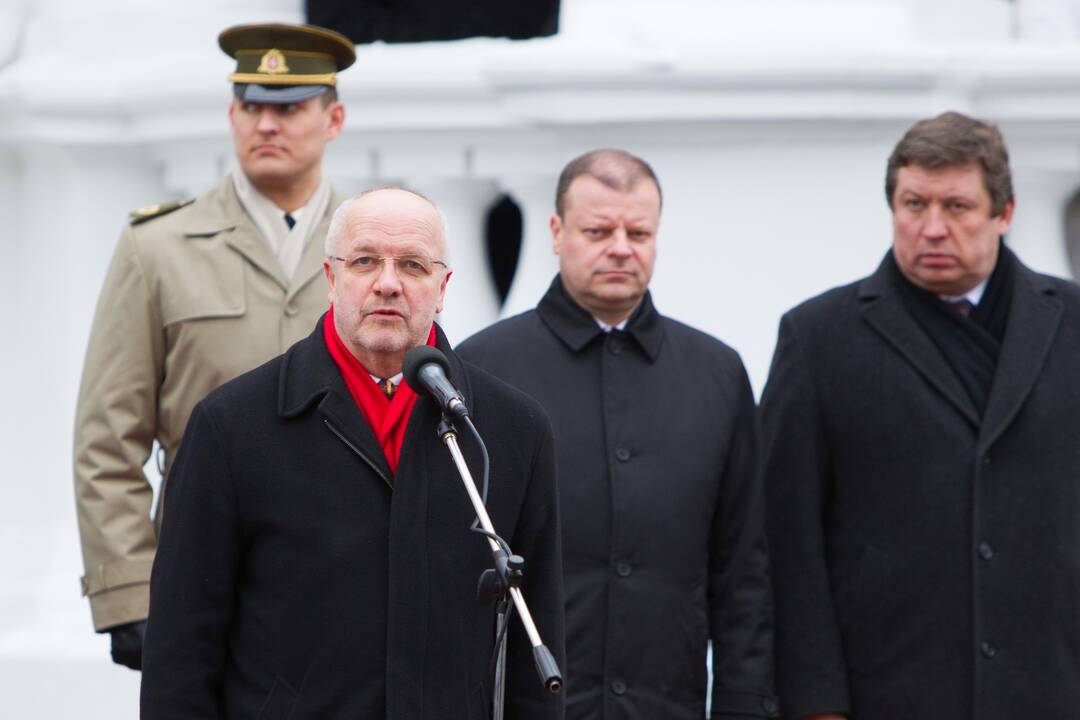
[{"left": 323, "top": 306, "right": 436, "bottom": 473}]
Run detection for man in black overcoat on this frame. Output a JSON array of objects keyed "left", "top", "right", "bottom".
[
  {"left": 762, "top": 111, "right": 1080, "bottom": 720},
  {"left": 459, "top": 150, "right": 777, "bottom": 720},
  {"left": 141, "top": 188, "right": 565, "bottom": 719}
]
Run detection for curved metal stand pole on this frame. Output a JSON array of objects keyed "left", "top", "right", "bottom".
[{"left": 438, "top": 425, "right": 562, "bottom": 717}]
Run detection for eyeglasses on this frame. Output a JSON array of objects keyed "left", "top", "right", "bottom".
[{"left": 328, "top": 253, "right": 449, "bottom": 280}]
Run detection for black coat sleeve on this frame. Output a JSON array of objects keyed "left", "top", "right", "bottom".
[
  {"left": 708, "top": 360, "right": 779, "bottom": 719},
  {"left": 760, "top": 316, "right": 850, "bottom": 718},
  {"left": 141, "top": 402, "right": 242, "bottom": 719},
  {"left": 506, "top": 409, "right": 566, "bottom": 720}
]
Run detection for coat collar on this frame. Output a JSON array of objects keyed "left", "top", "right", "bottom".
[
  {"left": 536, "top": 275, "right": 665, "bottom": 361},
  {"left": 857, "top": 247, "right": 1063, "bottom": 441},
  {"left": 181, "top": 174, "right": 344, "bottom": 297},
  {"left": 278, "top": 313, "right": 472, "bottom": 436}
]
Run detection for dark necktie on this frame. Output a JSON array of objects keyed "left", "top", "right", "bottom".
[
  {"left": 945, "top": 299, "right": 975, "bottom": 319},
  {"left": 284, "top": 213, "right": 296, "bottom": 230},
  {"left": 379, "top": 378, "right": 396, "bottom": 400}
]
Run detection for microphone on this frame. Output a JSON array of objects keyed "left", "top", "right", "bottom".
[{"left": 403, "top": 346, "right": 469, "bottom": 420}]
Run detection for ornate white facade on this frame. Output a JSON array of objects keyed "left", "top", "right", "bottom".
[{"left": 3, "top": 0, "right": 1080, "bottom": 715}]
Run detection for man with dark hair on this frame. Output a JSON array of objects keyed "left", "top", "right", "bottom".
[
  {"left": 73, "top": 22, "right": 352, "bottom": 670},
  {"left": 459, "top": 149, "right": 777, "bottom": 720},
  {"left": 141, "top": 188, "right": 564, "bottom": 719},
  {"left": 762, "top": 111, "right": 1080, "bottom": 720}
]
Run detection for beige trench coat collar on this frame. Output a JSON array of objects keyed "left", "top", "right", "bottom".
[{"left": 181, "top": 175, "right": 343, "bottom": 301}]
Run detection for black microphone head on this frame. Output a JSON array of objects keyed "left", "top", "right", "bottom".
[{"left": 403, "top": 345, "right": 451, "bottom": 390}]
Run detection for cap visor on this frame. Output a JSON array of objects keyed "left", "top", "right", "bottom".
[{"left": 237, "top": 84, "right": 327, "bottom": 104}]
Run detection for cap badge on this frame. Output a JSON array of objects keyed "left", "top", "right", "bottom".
[{"left": 257, "top": 49, "right": 290, "bottom": 75}]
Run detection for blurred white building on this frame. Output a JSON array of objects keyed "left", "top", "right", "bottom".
[{"left": 3, "top": 0, "right": 1080, "bottom": 715}]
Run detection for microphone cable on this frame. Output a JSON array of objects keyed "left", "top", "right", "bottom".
[{"left": 458, "top": 414, "right": 519, "bottom": 690}]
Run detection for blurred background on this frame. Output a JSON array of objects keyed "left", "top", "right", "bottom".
[{"left": 4, "top": 0, "right": 1080, "bottom": 715}]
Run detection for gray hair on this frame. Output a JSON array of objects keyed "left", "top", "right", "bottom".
[{"left": 324, "top": 186, "right": 450, "bottom": 259}]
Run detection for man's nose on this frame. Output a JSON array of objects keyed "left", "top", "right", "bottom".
[
  {"left": 608, "top": 228, "right": 633, "bottom": 257},
  {"left": 922, "top": 205, "right": 949, "bottom": 240},
  {"left": 372, "top": 259, "right": 403, "bottom": 294},
  {"left": 255, "top": 107, "right": 279, "bottom": 133}
]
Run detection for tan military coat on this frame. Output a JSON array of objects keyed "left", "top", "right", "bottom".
[{"left": 74, "top": 175, "right": 343, "bottom": 630}]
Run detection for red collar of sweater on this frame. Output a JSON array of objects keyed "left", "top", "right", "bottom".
[{"left": 323, "top": 306, "right": 436, "bottom": 473}]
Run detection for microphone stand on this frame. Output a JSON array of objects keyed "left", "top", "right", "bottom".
[{"left": 435, "top": 417, "right": 562, "bottom": 720}]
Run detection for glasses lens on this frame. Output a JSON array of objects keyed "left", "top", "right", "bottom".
[
  {"left": 394, "top": 256, "right": 433, "bottom": 277},
  {"left": 348, "top": 256, "right": 380, "bottom": 273}
]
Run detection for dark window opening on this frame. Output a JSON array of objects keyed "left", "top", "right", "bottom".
[{"left": 484, "top": 194, "right": 523, "bottom": 308}]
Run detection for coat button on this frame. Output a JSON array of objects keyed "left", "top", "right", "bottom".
[
  {"left": 615, "top": 448, "right": 631, "bottom": 462},
  {"left": 978, "top": 542, "right": 994, "bottom": 561},
  {"left": 981, "top": 641, "right": 997, "bottom": 659},
  {"left": 284, "top": 304, "right": 298, "bottom": 317},
  {"left": 608, "top": 338, "right": 624, "bottom": 355},
  {"left": 616, "top": 562, "right": 632, "bottom": 577},
  {"left": 610, "top": 679, "right": 627, "bottom": 695},
  {"left": 982, "top": 455, "right": 991, "bottom": 467},
  {"left": 762, "top": 697, "right": 779, "bottom": 715}
]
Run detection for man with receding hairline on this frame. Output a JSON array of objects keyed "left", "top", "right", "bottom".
[
  {"left": 141, "top": 187, "right": 565, "bottom": 719},
  {"left": 459, "top": 150, "right": 777, "bottom": 720}
]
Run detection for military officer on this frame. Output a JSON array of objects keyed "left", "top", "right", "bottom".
[{"left": 73, "top": 22, "right": 355, "bottom": 670}]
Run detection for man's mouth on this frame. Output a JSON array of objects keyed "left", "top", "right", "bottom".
[{"left": 918, "top": 253, "right": 956, "bottom": 266}]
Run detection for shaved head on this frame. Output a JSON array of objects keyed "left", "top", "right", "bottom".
[{"left": 326, "top": 187, "right": 447, "bottom": 258}]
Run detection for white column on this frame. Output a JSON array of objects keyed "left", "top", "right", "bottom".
[
  {"left": 1008, "top": 167, "right": 1076, "bottom": 279},
  {"left": 497, "top": 176, "right": 560, "bottom": 319},
  {"left": 411, "top": 178, "right": 502, "bottom": 345}
]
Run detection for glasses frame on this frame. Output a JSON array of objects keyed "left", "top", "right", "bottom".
[{"left": 327, "top": 253, "right": 450, "bottom": 279}]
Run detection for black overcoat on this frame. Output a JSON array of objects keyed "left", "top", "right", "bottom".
[
  {"left": 458, "top": 278, "right": 776, "bottom": 720},
  {"left": 761, "top": 249, "right": 1080, "bottom": 720},
  {"left": 141, "top": 317, "right": 565, "bottom": 720}
]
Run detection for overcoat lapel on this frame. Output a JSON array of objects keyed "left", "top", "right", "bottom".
[
  {"left": 857, "top": 257, "right": 981, "bottom": 428},
  {"left": 184, "top": 177, "right": 291, "bottom": 292},
  {"left": 224, "top": 220, "right": 291, "bottom": 292},
  {"left": 317, "top": 381, "right": 396, "bottom": 484},
  {"left": 278, "top": 313, "right": 395, "bottom": 483},
  {"left": 977, "top": 265, "right": 1062, "bottom": 453}
]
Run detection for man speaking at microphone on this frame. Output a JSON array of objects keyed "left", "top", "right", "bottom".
[{"left": 141, "top": 187, "right": 565, "bottom": 720}]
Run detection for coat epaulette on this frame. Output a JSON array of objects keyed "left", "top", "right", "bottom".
[{"left": 129, "top": 198, "right": 194, "bottom": 225}]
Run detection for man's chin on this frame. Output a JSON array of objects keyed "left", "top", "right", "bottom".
[
  {"left": 590, "top": 286, "right": 644, "bottom": 305},
  {"left": 241, "top": 163, "right": 294, "bottom": 188},
  {"left": 909, "top": 268, "right": 976, "bottom": 295}
]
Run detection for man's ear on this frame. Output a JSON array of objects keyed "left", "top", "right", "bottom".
[
  {"left": 323, "top": 258, "right": 336, "bottom": 306},
  {"left": 435, "top": 270, "right": 452, "bottom": 314},
  {"left": 995, "top": 199, "right": 1016, "bottom": 233},
  {"left": 325, "top": 102, "right": 345, "bottom": 142},
  {"left": 550, "top": 213, "right": 563, "bottom": 255}
]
